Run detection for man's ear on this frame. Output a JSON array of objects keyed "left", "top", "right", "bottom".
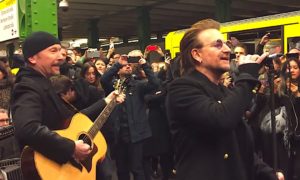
[
  {"left": 191, "top": 49, "right": 202, "bottom": 63},
  {"left": 27, "top": 56, "right": 37, "bottom": 64}
]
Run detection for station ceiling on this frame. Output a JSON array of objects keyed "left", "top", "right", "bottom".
[{"left": 57, "top": 0, "right": 300, "bottom": 41}]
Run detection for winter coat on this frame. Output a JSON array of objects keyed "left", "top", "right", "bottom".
[
  {"left": 166, "top": 64, "right": 277, "bottom": 180},
  {"left": 11, "top": 67, "right": 75, "bottom": 164}
]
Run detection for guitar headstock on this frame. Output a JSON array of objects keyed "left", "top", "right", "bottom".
[{"left": 113, "top": 77, "right": 130, "bottom": 94}]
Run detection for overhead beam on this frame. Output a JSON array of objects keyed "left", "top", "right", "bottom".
[
  {"left": 150, "top": 8, "right": 213, "bottom": 17},
  {"left": 177, "top": 0, "right": 215, "bottom": 6},
  {"left": 70, "top": 0, "right": 145, "bottom": 6},
  {"left": 248, "top": 0, "right": 300, "bottom": 8},
  {"left": 67, "top": 3, "right": 130, "bottom": 11},
  {"left": 158, "top": 3, "right": 214, "bottom": 13}
]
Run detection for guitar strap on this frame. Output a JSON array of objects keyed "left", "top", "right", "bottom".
[{"left": 61, "top": 96, "right": 80, "bottom": 113}]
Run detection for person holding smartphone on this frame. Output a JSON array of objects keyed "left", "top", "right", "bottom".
[
  {"left": 256, "top": 33, "right": 271, "bottom": 55},
  {"left": 101, "top": 50, "right": 159, "bottom": 180},
  {"left": 144, "top": 45, "right": 165, "bottom": 61}
]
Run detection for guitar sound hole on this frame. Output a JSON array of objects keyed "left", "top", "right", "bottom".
[{"left": 78, "top": 134, "right": 92, "bottom": 146}]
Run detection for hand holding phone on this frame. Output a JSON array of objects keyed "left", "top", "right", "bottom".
[
  {"left": 146, "top": 45, "right": 158, "bottom": 51},
  {"left": 127, "top": 56, "right": 141, "bottom": 63},
  {"left": 86, "top": 49, "right": 100, "bottom": 58},
  {"left": 109, "top": 39, "right": 114, "bottom": 49},
  {"left": 164, "top": 50, "right": 171, "bottom": 61},
  {"left": 260, "top": 33, "right": 270, "bottom": 45}
]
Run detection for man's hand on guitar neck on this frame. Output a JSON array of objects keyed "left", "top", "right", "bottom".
[
  {"left": 73, "top": 140, "right": 91, "bottom": 161},
  {"left": 104, "top": 90, "right": 126, "bottom": 104}
]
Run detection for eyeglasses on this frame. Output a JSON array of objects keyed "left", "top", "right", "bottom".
[{"left": 203, "top": 39, "right": 233, "bottom": 50}]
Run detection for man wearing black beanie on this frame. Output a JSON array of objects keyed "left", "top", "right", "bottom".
[
  {"left": 20, "top": 31, "right": 64, "bottom": 77},
  {"left": 10, "top": 31, "right": 93, "bottom": 178}
]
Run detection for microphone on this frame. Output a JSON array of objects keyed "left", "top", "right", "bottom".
[
  {"left": 261, "top": 53, "right": 283, "bottom": 67},
  {"left": 267, "top": 53, "right": 283, "bottom": 59}
]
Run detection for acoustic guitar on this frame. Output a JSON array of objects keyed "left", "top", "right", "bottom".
[{"left": 20, "top": 78, "right": 127, "bottom": 180}]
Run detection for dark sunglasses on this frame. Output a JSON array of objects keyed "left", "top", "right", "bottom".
[{"left": 211, "top": 39, "right": 233, "bottom": 49}]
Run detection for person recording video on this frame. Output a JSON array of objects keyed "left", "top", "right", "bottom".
[{"left": 100, "top": 50, "right": 159, "bottom": 180}]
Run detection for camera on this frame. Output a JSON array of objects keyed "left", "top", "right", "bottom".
[
  {"left": 127, "top": 56, "right": 140, "bottom": 63},
  {"left": 59, "top": 0, "right": 69, "bottom": 12},
  {"left": 86, "top": 49, "right": 100, "bottom": 58},
  {"left": 286, "top": 53, "right": 299, "bottom": 60},
  {"left": 146, "top": 45, "right": 158, "bottom": 51}
]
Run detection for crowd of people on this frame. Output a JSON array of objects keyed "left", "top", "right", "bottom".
[{"left": 0, "top": 18, "right": 299, "bottom": 180}]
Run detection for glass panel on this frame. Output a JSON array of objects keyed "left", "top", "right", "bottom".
[{"left": 287, "top": 37, "right": 300, "bottom": 51}]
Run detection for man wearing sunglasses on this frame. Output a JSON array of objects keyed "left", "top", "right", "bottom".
[
  {"left": 101, "top": 50, "right": 159, "bottom": 180},
  {"left": 166, "top": 19, "right": 284, "bottom": 180}
]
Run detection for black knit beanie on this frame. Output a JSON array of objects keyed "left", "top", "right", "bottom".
[{"left": 22, "top": 31, "right": 61, "bottom": 61}]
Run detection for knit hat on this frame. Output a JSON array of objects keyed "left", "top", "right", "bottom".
[{"left": 22, "top": 31, "right": 61, "bottom": 61}]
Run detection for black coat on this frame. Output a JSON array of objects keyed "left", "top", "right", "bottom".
[
  {"left": 143, "top": 85, "right": 172, "bottom": 156},
  {"left": 166, "top": 64, "right": 277, "bottom": 180},
  {"left": 11, "top": 67, "right": 75, "bottom": 164},
  {"left": 101, "top": 63, "right": 159, "bottom": 143}
]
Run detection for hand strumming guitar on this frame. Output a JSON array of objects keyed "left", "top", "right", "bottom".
[{"left": 73, "top": 140, "right": 91, "bottom": 161}]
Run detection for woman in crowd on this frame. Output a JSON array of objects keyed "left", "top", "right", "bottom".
[
  {"left": 0, "top": 61, "right": 14, "bottom": 110},
  {"left": 81, "top": 62, "right": 103, "bottom": 91},
  {"left": 254, "top": 56, "right": 300, "bottom": 180},
  {"left": 279, "top": 57, "right": 300, "bottom": 180},
  {"left": 95, "top": 59, "right": 107, "bottom": 76}
]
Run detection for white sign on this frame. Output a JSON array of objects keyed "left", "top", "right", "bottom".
[{"left": 0, "top": 0, "right": 19, "bottom": 42}]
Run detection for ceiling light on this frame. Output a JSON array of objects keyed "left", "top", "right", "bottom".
[{"left": 59, "top": 0, "right": 69, "bottom": 12}]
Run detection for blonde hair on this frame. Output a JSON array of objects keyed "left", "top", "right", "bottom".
[{"left": 128, "top": 50, "right": 143, "bottom": 57}]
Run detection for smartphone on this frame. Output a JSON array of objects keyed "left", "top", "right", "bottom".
[
  {"left": 127, "top": 56, "right": 140, "bottom": 63},
  {"left": 110, "top": 42, "right": 114, "bottom": 49},
  {"left": 286, "top": 53, "right": 299, "bottom": 60},
  {"left": 164, "top": 50, "right": 171, "bottom": 60},
  {"left": 146, "top": 45, "right": 158, "bottom": 51},
  {"left": 265, "top": 32, "right": 278, "bottom": 39},
  {"left": 86, "top": 50, "right": 100, "bottom": 58}
]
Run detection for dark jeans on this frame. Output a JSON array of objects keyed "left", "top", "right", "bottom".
[
  {"left": 116, "top": 140, "right": 145, "bottom": 180},
  {"left": 144, "top": 152, "right": 174, "bottom": 180},
  {"left": 96, "top": 147, "right": 113, "bottom": 180}
]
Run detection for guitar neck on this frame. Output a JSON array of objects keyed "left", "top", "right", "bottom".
[{"left": 87, "top": 99, "right": 118, "bottom": 139}]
